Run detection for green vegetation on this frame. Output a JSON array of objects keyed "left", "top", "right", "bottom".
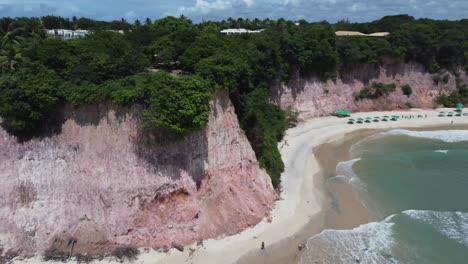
[
  {"left": 1, "top": 14, "right": 468, "bottom": 188},
  {"left": 438, "top": 79, "right": 468, "bottom": 107},
  {"left": 402, "top": 84, "right": 413, "bottom": 97},
  {"left": 356, "top": 82, "right": 396, "bottom": 100}
]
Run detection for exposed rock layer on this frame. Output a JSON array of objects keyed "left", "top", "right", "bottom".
[
  {"left": 272, "top": 61, "right": 467, "bottom": 119},
  {"left": 0, "top": 90, "right": 276, "bottom": 259}
]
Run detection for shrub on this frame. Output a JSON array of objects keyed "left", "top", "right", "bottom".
[
  {"left": 401, "top": 84, "right": 413, "bottom": 97},
  {"left": 355, "top": 83, "right": 396, "bottom": 100},
  {"left": 111, "top": 246, "right": 139, "bottom": 261},
  {"left": 442, "top": 74, "right": 450, "bottom": 84},
  {"left": 43, "top": 248, "right": 68, "bottom": 262}
]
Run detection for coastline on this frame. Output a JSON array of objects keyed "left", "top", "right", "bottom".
[{"left": 12, "top": 108, "right": 468, "bottom": 264}]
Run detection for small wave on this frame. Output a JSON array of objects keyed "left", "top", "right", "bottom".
[
  {"left": 336, "top": 158, "right": 360, "bottom": 180},
  {"left": 350, "top": 129, "right": 468, "bottom": 157},
  {"left": 403, "top": 210, "right": 468, "bottom": 246},
  {"left": 434, "top": 150, "right": 449, "bottom": 154},
  {"left": 367, "top": 129, "right": 468, "bottom": 143},
  {"left": 299, "top": 215, "right": 399, "bottom": 264}
]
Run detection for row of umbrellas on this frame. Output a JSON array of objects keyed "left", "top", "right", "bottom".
[
  {"left": 438, "top": 111, "right": 463, "bottom": 117},
  {"left": 348, "top": 115, "right": 400, "bottom": 124}
]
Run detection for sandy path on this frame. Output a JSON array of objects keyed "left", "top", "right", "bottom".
[{"left": 13, "top": 108, "right": 468, "bottom": 264}]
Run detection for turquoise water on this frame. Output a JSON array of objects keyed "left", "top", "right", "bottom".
[{"left": 301, "top": 129, "right": 468, "bottom": 264}]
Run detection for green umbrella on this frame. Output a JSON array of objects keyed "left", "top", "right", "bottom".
[
  {"left": 440, "top": 111, "right": 445, "bottom": 114},
  {"left": 349, "top": 118, "right": 355, "bottom": 121},
  {"left": 383, "top": 115, "right": 390, "bottom": 118},
  {"left": 357, "top": 118, "right": 364, "bottom": 124},
  {"left": 333, "top": 109, "right": 352, "bottom": 117},
  {"left": 456, "top": 103, "right": 464, "bottom": 110},
  {"left": 448, "top": 112, "right": 454, "bottom": 116},
  {"left": 374, "top": 116, "right": 381, "bottom": 119},
  {"left": 391, "top": 115, "right": 399, "bottom": 121}
]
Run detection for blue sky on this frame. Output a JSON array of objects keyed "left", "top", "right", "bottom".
[{"left": 0, "top": 0, "right": 467, "bottom": 23}]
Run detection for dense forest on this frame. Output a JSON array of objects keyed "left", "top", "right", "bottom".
[{"left": 0, "top": 15, "right": 467, "bottom": 187}]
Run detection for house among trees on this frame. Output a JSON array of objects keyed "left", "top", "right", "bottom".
[
  {"left": 46, "top": 29, "right": 89, "bottom": 39},
  {"left": 220, "top": 28, "right": 265, "bottom": 35}
]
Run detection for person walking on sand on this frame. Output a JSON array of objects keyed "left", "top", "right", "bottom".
[{"left": 261, "top": 242, "right": 265, "bottom": 250}]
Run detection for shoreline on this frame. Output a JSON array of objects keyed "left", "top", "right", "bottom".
[{"left": 13, "top": 108, "right": 468, "bottom": 264}]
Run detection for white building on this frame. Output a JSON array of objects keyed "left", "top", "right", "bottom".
[
  {"left": 47, "top": 29, "right": 89, "bottom": 39},
  {"left": 220, "top": 28, "right": 265, "bottom": 35}
]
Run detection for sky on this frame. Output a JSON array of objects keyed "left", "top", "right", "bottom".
[{"left": 0, "top": 0, "right": 467, "bottom": 23}]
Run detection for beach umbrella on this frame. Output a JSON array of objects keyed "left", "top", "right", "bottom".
[
  {"left": 440, "top": 111, "right": 445, "bottom": 114},
  {"left": 357, "top": 118, "right": 364, "bottom": 123},
  {"left": 348, "top": 118, "right": 355, "bottom": 124},
  {"left": 391, "top": 115, "right": 399, "bottom": 121},
  {"left": 448, "top": 112, "right": 454, "bottom": 116},
  {"left": 383, "top": 115, "right": 390, "bottom": 119},
  {"left": 333, "top": 109, "right": 352, "bottom": 117},
  {"left": 456, "top": 103, "right": 464, "bottom": 110}
]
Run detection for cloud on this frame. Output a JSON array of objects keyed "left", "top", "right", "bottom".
[
  {"left": 125, "top": 10, "right": 137, "bottom": 19},
  {"left": 178, "top": 0, "right": 231, "bottom": 15}
]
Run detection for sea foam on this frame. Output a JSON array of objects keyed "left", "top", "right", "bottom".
[
  {"left": 369, "top": 129, "right": 468, "bottom": 143},
  {"left": 403, "top": 210, "right": 468, "bottom": 246},
  {"left": 299, "top": 215, "right": 399, "bottom": 264}
]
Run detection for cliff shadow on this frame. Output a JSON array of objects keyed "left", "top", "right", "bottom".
[
  {"left": 1, "top": 102, "right": 130, "bottom": 143},
  {"left": 132, "top": 115, "right": 211, "bottom": 187},
  {"left": 0, "top": 108, "right": 66, "bottom": 143},
  {"left": 339, "top": 63, "right": 380, "bottom": 85},
  {"left": 62, "top": 102, "right": 130, "bottom": 127}
]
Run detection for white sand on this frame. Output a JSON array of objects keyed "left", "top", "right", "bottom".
[{"left": 13, "top": 108, "right": 468, "bottom": 264}]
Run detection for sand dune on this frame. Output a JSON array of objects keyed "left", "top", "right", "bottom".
[{"left": 335, "top": 30, "right": 390, "bottom": 36}]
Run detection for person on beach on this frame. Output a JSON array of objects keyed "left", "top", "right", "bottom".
[{"left": 261, "top": 242, "right": 265, "bottom": 250}]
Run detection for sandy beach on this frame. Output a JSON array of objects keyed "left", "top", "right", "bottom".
[{"left": 13, "top": 108, "right": 468, "bottom": 264}]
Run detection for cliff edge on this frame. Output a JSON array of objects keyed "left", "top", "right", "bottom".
[
  {"left": 0, "top": 90, "right": 276, "bottom": 260},
  {"left": 272, "top": 61, "right": 467, "bottom": 119}
]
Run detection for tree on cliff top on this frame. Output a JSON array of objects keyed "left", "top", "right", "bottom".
[{"left": 0, "top": 65, "right": 61, "bottom": 134}]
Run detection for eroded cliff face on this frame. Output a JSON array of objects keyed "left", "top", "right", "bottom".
[
  {"left": 271, "top": 61, "right": 468, "bottom": 120},
  {"left": 0, "top": 90, "right": 276, "bottom": 259}
]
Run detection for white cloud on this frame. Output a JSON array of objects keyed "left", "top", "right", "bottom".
[
  {"left": 244, "top": 0, "right": 254, "bottom": 7},
  {"left": 348, "top": 2, "right": 367, "bottom": 12},
  {"left": 178, "top": 0, "right": 231, "bottom": 15},
  {"left": 125, "top": 10, "right": 137, "bottom": 18}
]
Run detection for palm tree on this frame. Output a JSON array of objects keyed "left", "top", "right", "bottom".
[{"left": 0, "top": 19, "right": 25, "bottom": 72}]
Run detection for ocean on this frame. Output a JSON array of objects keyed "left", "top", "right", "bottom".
[{"left": 300, "top": 129, "right": 468, "bottom": 264}]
